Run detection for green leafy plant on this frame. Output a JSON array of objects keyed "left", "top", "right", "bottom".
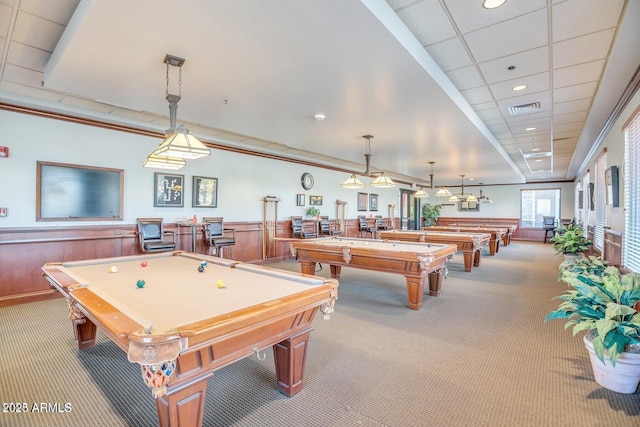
[
  {"left": 549, "top": 224, "right": 591, "bottom": 255},
  {"left": 559, "top": 255, "right": 609, "bottom": 278},
  {"left": 421, "top": 204, "right": 442, "bottom": 227},
  {"left": 545, "top": 263, "right": 640, "bottom": 365},
  {"left": 306, "top": 206, "right": 320, "bottom": 217}
]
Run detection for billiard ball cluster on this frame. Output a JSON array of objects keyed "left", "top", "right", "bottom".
[{"left": 196, "top": 261, "right": 225, "bottom": 288}]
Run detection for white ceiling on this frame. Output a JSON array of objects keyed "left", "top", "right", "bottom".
[{"left": 1, "top": 0, "right": 638, "bottom": 188}]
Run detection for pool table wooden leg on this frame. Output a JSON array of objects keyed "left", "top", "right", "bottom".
[
  {"left": 68, "top": 301, "right": 97, "bottom": 349},
  {"left": 273, "top": 327, "right": 313, "bottom": 397},
  {"left": 462, "top": 250, "right": 473, "bottom": 272},
  {"left": 473, "top": 250, "right": 481, "bottom": 267},
  {"left": 405, "top": 277, "right": 425, "bottom": 310},
  {"left": 428, "top": 269, "right": 443, "bottom": 297},
  {"left": 155, "top": 380, "right": 207, "bottom": 427},
  {"left": 299, "top": 260, "right": 317, "bottom": 275},
  {"left": 329, "top": 264, "right": 342, "bottom": 278}
]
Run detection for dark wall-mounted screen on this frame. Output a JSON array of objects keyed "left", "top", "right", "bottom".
[{"left": 37, "top": 161, "right": 124, "bottom": 221}]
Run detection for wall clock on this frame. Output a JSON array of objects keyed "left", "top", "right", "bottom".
[{"left": 301, "top": 172, "right": 314, "bottom": 190}]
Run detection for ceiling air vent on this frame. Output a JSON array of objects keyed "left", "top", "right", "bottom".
[{"left": 509, "top": 102, "right": 541, "bottom": 115}]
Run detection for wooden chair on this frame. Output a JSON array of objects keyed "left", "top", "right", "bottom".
[
  {"left": 291, "top": 216, "right": 317, "bottom": 238},
  {"left": 543, "top": 216, "right": 556, "bottom": 243},
  {"left": 136, "top": 218, "right": 176, "bottom": 253},
  {"left": 320, "top": 215, "right": 342, "bottom": 236},
  {"left": 202, "top": 217, "right": 236, "bottom": 258}
]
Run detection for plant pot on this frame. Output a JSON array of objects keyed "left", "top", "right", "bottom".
[
  {"left": 563, "top": 253, "right": 579, "bottom": 262},
  {"left": 583, "top": 335, "right": 640, "bottom": 393}
]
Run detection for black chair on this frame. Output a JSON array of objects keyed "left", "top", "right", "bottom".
[
  {"left": 358, "top": 215, "right": 372, "bottom": 238},
  {"left": 320, "top": 216, "right": 342, "bottom": 236},
  {"left": 136, "top": 218, "right": 176, "bottom": 253},
  {"left": 291, "top": 216, "right": 317, "bottom": 238},
  {"left": 543, "top": 216, "right": 556, "bottom": 243},
  {"left": 202, "top": 217, "right": 236, "bottom": 258}
]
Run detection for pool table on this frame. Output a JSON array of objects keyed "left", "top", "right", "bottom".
[
  {"left": 41, "top": 251, "right": 338, "bottom": 427},
  {"left": 379, "top": 230, "right": 490, "bottom": 272},
  {"left": 423, "top": 226, "right": 507, "bottom": 255},
  {"left": 290, "top": 237, "right": 456, "bottom": 310}
]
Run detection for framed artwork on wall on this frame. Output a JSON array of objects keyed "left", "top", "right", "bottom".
[
  {"left": 154, "top": 172, "right": 184, "bottom": 207},
  {"left": 192, "top": 176, "right": 218, "bottom": 208},
  {"left": 605, "top": 166, "right": 619, "bottom": 207},
  {"left": 309, "top": 195, "right": 323, "bottom": 206},
  {"left": 357, "top": 192, "right": 368, "bottom": 211},
  {"left": 296, "top": 194, "right": 305, "bottom": 206},
  {"left": 369, "top": 194, "right": 378, "bottom": 211},
  {"left": 458, "top": 201, "right": 480, "bottom": 211}
]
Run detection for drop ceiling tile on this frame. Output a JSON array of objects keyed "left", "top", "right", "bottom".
[
  {"left": 460, "top": 85, "right": 494, "bottom": 105},
  {"left": 553, "top": 0, "right": 625, "bottom": 42},
  {"left": 60, "top": 96, "right": 121, "bottom": 113},
  {"left": 395, "top": 0, "right": 457, "bottom": 45},
  {"left": 445, "top": 65, "right": 484, "bottom": 90},
  {"left": 0, "top": 79, "right": 63, "bottom": 102},
  {"left": 443, "top": 0, "right": 546, "bottom": 34},
  {"left": 553, "top": 111, "right": 587, "bottom": 125},
  {"left": 385, "top": 0, "right": 418, "bottom": 10},
  {"left": 6, "top": 41, "right": 50, "bottom": 71},
  {"left": 489, "top": 72, "right": 549, "bottom": 101},
  {"left": 463, "top": 9, "right": 548, "bottom": 63},
  {"left": 11, "top": 10, "right": 65, "bottom": 51},
  {"left": 19, "top": 0, "right": 80, "bottom": 25},
  {"left": 477, "top": 46, "right": 549, "bottom": 85},
  {"left": 553, "top": 29, "right": 615, "bottom": 69},
  {"left": 553, "top": 59, "right": 605, "bottom": 89},
  {"left": 425, "top": 37, "right": 473, "bottom": 71},
  {"left": 471, "top": 100, "right": 498, "bottom": 111},
  {"left": 553, "top": 81, "right": 598, "bottom": 104},
  {"left": 475, "top": 108, "right": 502, "bottom": 121},
  {"left": 2, "top": 63, "right": 42, "bottom": 86},
  {"left": 553, "top": 98, "right": 591, "bottom": 115},
  {"left": 0, "top": 3, "right": 12, "bottom": 37}
]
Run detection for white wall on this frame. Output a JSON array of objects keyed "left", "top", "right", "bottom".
[
  {"left": 0, "top": 109, "right": 401, "bottom": 227},
  {"left": 431, "top": 181, "right": 575, "bottom": 221}
]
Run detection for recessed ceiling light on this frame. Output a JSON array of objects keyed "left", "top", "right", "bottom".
[
  {"left": 531, "top": 148, "right": 541, "bottom": 152},
  {"left": 314, "top": 113, "right": 326, "bottom": 121},
  {"left": 483, "top": 0, "right": 507, "bottom": 9},
  {"left": 512, "top": 84, "right": 527, "bottom": 91},
  {"left": 525, "top": 127, "right": 536, "bottom": 131}
]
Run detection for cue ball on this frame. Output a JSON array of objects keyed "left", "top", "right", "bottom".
[
  {"left": 141, "top": 261, "right": 148, "bottom": 267},
  {"left": 216, "top": 280, "right": 225, "bottom": 288},
  {"left": 109, "top": 266, "right": 118, "bottom": 273},
  {"left": 198, "top": 265, "right": 205, "bottom": 272},
  {"left": 136, "top": 280, "right": 145, "bottom": 288}
]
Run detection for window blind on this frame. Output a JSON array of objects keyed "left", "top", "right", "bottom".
[
  {"left": 624, "top": 108, "right": 640, "bottom": 272},
  {"left": 594, "top": 152, "right": 607, "bottom": 251}
]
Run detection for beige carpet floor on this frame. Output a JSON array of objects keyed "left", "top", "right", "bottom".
[{"left": 1, "top": 241, "right": 639, "bottom": 426}]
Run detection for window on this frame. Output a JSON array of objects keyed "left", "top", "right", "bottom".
[
  {"left": 623, "top": 107, "right": 640, "bottom": 272},
  {"left": 520, "top": 189, "right": 560, "bottom": 228}
]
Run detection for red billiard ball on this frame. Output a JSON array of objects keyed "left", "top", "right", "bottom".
[{"left": 141, "top": 261, "right": 148, "bottom": 267}]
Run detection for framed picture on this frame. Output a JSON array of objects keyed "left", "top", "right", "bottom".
[
  {"left": 589, "top": 183, "right": 595, "bottom": 211},
  {"left": 154, "top": 172, "right": 184, "bottom": 207},
  {"left": 605, "top": 166, "right": 619, "bottom": 207},
  {"left": 309, "top": 195, "right": 323, "bottom": 206},
  {"left": 192, "top": 176, "right": 218, "bottom": 208},
  {"left": 458, "top": 200, "right": 479, "bottom": 211},
  {"left": 296, "top": 194, "right": 305, "bottom": 206},
  {"left": 369, "top": 194, "right": 378, "bottom": 211},
  {"left": 357, "top": 192, "right": 368, "bottom": 211}
]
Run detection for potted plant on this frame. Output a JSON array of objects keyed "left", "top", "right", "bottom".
[
  {"left": 549, "top": 224, "right": 591, "bottom": 259},
  {"left": 421, "top": 204, "right": 442, "bottom": 227},
  {"left": 306, "top": 206, "right": 320, "bottom": 219},
  {"left": 545, "top": 260, "right": 640, "bottom": 393}
]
